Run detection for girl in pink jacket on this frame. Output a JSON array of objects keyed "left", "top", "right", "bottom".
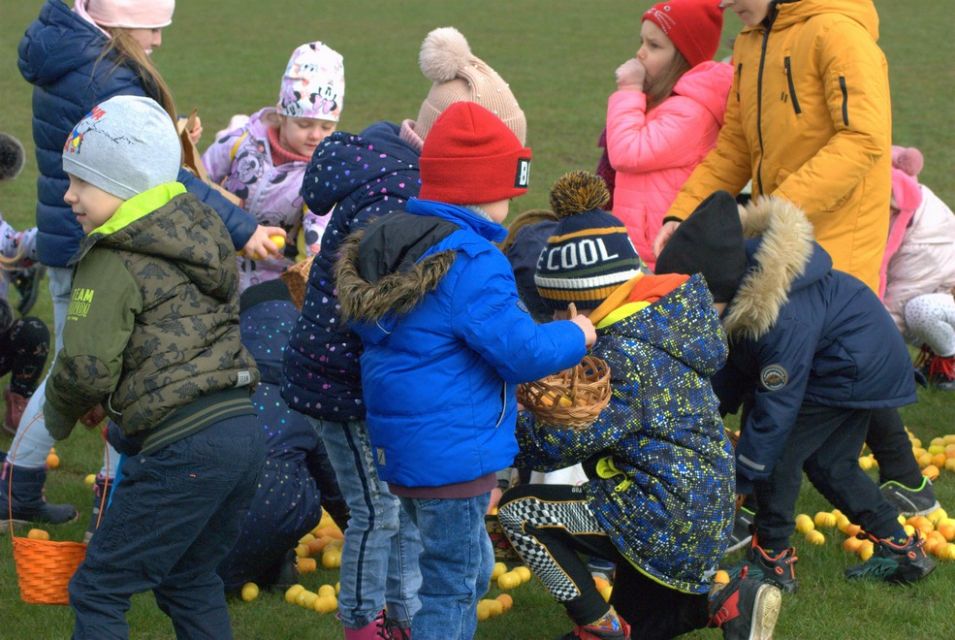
[
  {"left": 881, "top": 146, "right": 955, "bottom": 390},
  {"left": 203, "top": 42, "right": 344, "bottom": 291},
  {"left": 606, "top": 0, "right": 732, "bottom": 269}
]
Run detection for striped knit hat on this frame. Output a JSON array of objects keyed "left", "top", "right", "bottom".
[{"left": 534, "top": 172, "right": 643, "bottom": 312}]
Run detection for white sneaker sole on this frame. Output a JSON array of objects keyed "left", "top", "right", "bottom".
[{"left": 748, "top": 583, "right": 781, "bottom": 640}]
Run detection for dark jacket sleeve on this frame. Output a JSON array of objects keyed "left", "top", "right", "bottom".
[{"left": 178, "top": 169, "right": 256, "bottom": 250}]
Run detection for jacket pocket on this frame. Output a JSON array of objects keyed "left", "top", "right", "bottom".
[
  {"left": 838, "top": 76, "right": 849, "bottom": 126},
  {"left": 783, "top": 57, "right": 801, "bottom": 115}
]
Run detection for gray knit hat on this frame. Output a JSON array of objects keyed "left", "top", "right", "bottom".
[
  {"left": 0, "top": 132, "right": 25, "bottom": 181},
  {"left": 62, "top": 96, "right": 181, "bottom": 199}
]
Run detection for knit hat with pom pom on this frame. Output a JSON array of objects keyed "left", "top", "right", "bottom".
[
  {"left": 414, "top": 27, "right": 526, "bottom": 144},
  {"left": 534, "top": 171, "right": 643, "bottom": 311},
  {"left": 891, "top": 145, "right": 924, "bottom": 178},
  {"left": 0, "top": 132, "right": 25, "bottom": 182}
]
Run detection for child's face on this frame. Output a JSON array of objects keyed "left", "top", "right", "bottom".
[
  {"left": 128, "top": 28, "right": 163, "bottom": 56},
  {"left": 720, "top": 0, "right": 772, "bottom": 27},
  {"left": 64, "top": 175, "right": 124, "bottom": 234},
  {"left": 279, "top": 117, "right": 337, "bottom": 158},
  {"left": 637, "top": 20, "right": 678, "bottom": 86}
]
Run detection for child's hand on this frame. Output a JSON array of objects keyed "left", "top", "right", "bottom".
[
  {"left": 187, "top": 115, "right": 203, "bottom": 145},
  {"left": 570, "top": 314, "right": 597, "bottom": 347},
  {"left": 80, "top": 404, "right": 106, "bottom": 428},
  {"left": 654, "top": 220, "right": 681, "bottom": 257},
  {"left": 615, "top": 59, "right": 646, "bottom": 91},
  {"left": 242, "top": 225, "right": 287, "bottom": 260}
]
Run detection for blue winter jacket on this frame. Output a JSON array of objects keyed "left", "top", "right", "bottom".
[
  {"left": 282, "top": 122, "right": 421, "bottom": 420},
  {"left": 335, "top": 199, "right": 586, "bottom": 488},
  {"left": 17, "top": 0, "right": 256, "bottom": 266},
  {"left": 710, "top": 198, "right": 917, "bottom": 492}
]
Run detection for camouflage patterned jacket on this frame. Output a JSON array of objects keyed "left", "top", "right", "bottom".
[
  {"left": 45, "top": 183, "right": 259, "bottom": 454},
  {"left": 515, "top": 274, "right": 735, "bottom": 594}
]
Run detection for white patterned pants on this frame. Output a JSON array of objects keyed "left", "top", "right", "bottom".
[{"left": 904, "top": 293, "right": 955, "bottom": 356}]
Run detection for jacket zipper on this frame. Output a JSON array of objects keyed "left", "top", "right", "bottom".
[
  {"left": 495, "top": 382, "right": 507, "bottom": 427},
  {"left": 838, "top": 76, "right": 849, "bottom": 126},
  {"left": 784, "top": 56, "right": 801, "bottom": 115},
  {"left": 755, "top": 22, "right": 772, "bottom": 196}
]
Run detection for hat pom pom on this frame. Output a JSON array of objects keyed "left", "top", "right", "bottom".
[
  {"left": 0, "top": 132, "right": 25, "bottom": 182},
  {"left": 891, "top": 145, "right": 924, "bottom": 177},
  {"left": 419, "top": 27, "right": 473, "bottom": 82},
  {"left": 549, "top": 171, "right": 611, "bottom": 219}
]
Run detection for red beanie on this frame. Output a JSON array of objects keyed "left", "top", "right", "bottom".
[
  {"left": 642, "top": 0, "right": 724, "bottom": 68},
  {"left": 418, "top": 102, "right": 532, "bottom": 205}
]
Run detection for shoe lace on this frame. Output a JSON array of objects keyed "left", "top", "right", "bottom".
[{"left": 378, "top": 617, "right": 410, "bottom": 640}]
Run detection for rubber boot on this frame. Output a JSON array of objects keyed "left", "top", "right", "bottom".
[{"left": 0, "top": 462, "right": 78, "bottom": 527}]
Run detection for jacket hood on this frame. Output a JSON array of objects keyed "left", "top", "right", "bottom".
[
  {"left": 304, "top": 122, "right": 419, "bottom": 215},
  {"left": 770, "top": 0, "right": 880, "bottom": 40},
  {"left": 673, "top": 61, "right": 734, "bottom": 125},
  {"left": 603, "top": 274, "right": 728, "bottom": 377},
  {"left": 75, "top": 193, "right": 238, "bottom": 302},
  {"left": 19, "top": 0, "right": 110, "bottom": 86},
  {"left": 723, "top": 197, "right": 827, "bottom": 341}
]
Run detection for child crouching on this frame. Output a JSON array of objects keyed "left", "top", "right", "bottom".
[
  {"left": 44, "top": 96, "right": 265, "bottom": 639},
  {"left": 498, "top": 172, "right": 781, "bottom": 640}
]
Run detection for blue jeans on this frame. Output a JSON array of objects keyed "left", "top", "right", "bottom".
[
  {"left": 400, "top": 493, "right": 494, "bottom": 640},
  {"left": 69, "top": 415, "right": 265, "bottom": 640},
  {"left": 314, "top": 418, "right": 422, "bottom": 628}
]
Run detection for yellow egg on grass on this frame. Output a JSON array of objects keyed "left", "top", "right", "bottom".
[
  {"left": 84, "top": 473, "right": 97, "bottom": 487},
  {"left": 497, "top": 572, "right": 520, "bottom": 590},
  {"left": 713, "top": 570, "right": 730, "bottom": 585},
  {"left": 27, "top": 528, "right": 50, "bottom": 540},
  {"left": 297, "top": 557, "right": 317, "bottom": 573},
  {"left": 485, "top": 598, "right": 504, "bottom": 617},
  {"left": 496, "top": 593, "right": 513, "bottom": 612},
  {"left": 295, "top": 543, "right": 309, "bottom": 558},
  {"left": 318, "top": 584, "right": 336, "bottom": 598},
  {"left": 46, "top": 452, "right": 60, "bottom": 469},
  {"left": 794, "top": 514, "right": 814, "bottom": 534},
  {"left": 857, "top": 540, "right": 874, "bottom": 561},
  {"left": 805, "top": 530, "right": 825, "bottom": 545},
  {"left": 945, "top": 458, "right": 955, "bottom": 473},
  {"left": 858, "top": 456, "right": 873, "bottom": 471},
  {"left": 476, "top": 600, "right": 492, "bottom": 622},
  {"left": 813, "top": 512, "right": 836, "bottom": 529},
  {"left": 285, "top": 584, "right": 305, "bottom": 604},
  {"left": 335, "top": 581, "right": 341, "bottom": 595},
  {"left": 491, "top": 562, "right": 507, "bottom": 580},
  {"left": 240, "top": 582, "right": 259, "bottom": 602},
  {"left": 313, "top": 595, "right": 338, "bottom": 614},
  {"left": 513, "top": 566, "right": 532, "bottom": 583},
  {"left": 928, "top": 508, "right": 948, "bottom": 526}
]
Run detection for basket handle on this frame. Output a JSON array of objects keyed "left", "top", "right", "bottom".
[{"left": 567, "top": 303, "right": 579, "bottom": 403}]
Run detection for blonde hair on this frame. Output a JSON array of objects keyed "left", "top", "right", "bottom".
[
  {"left": 645, "top": 50, "right": 692, "bottom": 111},
  {"left": 96, "top": 28, "right": 178, "bottom": 123}
]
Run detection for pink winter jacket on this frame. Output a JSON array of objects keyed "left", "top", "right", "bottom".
[
  {"left": 882, "top": 178, "right": 955, "bottom": 332},
  {"left": 606, "top": 61, "right": 733, "bottom": 269}
]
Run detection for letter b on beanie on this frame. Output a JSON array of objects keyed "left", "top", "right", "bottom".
[{"left": 62, "top": 96, "right": 181, "bottom": 200}]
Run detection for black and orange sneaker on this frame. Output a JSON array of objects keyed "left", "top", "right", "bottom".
[
  {"left": 845, "top": 532, "right": 936, "bottom": 585},
  {"left": 730, "top": 538, "right": 798, "bottom": 594},
  {"left": 559, "top": 608, "right": 631, "bottom": 640},
  {"left": 709, "top": 566, "right": 782, "bottom": 640}
]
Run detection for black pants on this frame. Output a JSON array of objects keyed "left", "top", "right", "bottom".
[
  {"left": 0, "top": 316, "right": 49, "bottom": 396},
  {"left": 754, "top": 406, "right": 901, "bottom": 551},
  {"left": 866, "top": 407, "right": 924, "bottom": 487},
  {"left": 498, "top": 484, "right": 708, "bottom": 639}
]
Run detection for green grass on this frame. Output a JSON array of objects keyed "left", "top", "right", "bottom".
[{"left": 2, "top": 0, "right": 955, "bottom": 637}]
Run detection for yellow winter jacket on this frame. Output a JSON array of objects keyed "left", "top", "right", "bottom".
[{"left": 666, "top": 0, "right": 891, "bottom": 292}]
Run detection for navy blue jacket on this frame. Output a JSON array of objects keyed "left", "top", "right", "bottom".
[
  {"left": 282, "top": 122, "right": 421, "bottom": 420},
  {"left": 336, "top": 199, "right": 586, "bottom": 488},
  {"left": 710, "top": 199, "right": 917, "bottom": 492},
  {"left": 18, "top": 0, "right": 255, "bottom": 266}
]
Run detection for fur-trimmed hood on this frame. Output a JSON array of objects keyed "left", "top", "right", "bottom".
[{"left": 722, "top": 197, "right": 829, "bottom": 341}]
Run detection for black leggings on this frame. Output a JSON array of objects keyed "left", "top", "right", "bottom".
[
  {"left": 866, "top": 407, "right": 924, "bottom": 487},
  {"left": 0, "top": 316, "right": 50, "bottom": 396},
  {"left": 498, "top": 483, "right": 708, "bottom": 638}
]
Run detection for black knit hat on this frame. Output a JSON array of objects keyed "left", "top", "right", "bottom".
[
  {"left": 0, "top": 133, "right": 25, "bottom": 182},
  {"left": 655, "top": 191, "right": 746, "bottom": 303},
  {"left": 534, "top": 171, "right": 643, "bottom": 311}
]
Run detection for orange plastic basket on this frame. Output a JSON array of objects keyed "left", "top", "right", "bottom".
[{"left": 6, "top": 412, "right": 109, "bottom": 605}]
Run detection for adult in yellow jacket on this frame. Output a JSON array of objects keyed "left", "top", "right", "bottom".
[{"left": 656, "top": 0, "right": 891, "bottom": 293}]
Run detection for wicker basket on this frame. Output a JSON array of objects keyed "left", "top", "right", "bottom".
[
  {"left": 518, "top": 354, "right": 611, "bottom": 430},
  {"left": 11, "top": 537, "right": 86, "bottom": 605},
  {"left": 281, "top": 256, "right": 314, "bottom": 309}
]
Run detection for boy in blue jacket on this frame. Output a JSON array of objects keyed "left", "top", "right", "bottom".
[
  {"left": 335, "top": 102, "right": 596, "bottom": 640},
  {"left": 655, "top": 192, "right": 936, "bottom": 591}
]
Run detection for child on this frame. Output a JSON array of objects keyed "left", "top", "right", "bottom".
[
  {"left": 9, "top": 0, "right": 283, "bottom": 529},
  {"left": 881, "top": 146, "right": 955, "bottom": 389},
  {"left": 1, "top": 133, "right": 50, "bottom": 437},
  {"left": 655, "top": 191, "right": 936, "bottom": 591},
  {"left": 335, "top": 102, "right": 595, "bottom": 640},
  {"left": 499, "top": 171, "right": 777, "bottom": 640},
  {"left": 605, "top": 0, "right": 732, "bottom": 269},
  {"left": 203, "top": 42, "right": 345, "bottom": 291},
  {"left": 282, "top": 27, "right": 526, "bottom": 639},
  {"left": 657, "top": 0, "right": 892, "bottom": 294},
  {"left": 217, "top": 278, "right": 347, "bottom": 592},
  {"left": 44, "top": 95, "right": 264, "bottom": 639}
]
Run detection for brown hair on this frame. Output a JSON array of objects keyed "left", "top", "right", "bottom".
[
  {"left": 96, "top": 28, "right": 178, "bottom": 123},
  {"left": 645, "top": 50, "right": 692, "bottom": 111}
]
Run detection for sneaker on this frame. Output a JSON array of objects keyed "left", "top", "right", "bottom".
[
  {"left": 10, "top": 264, "right": 45, "bottom": 317},
  {"left": 914, "top": 345, "right": 955, "bottom": 390},
  {"left": 558, "top": 609, "right": 631, "bottom": 640},
  {"left": 880, "top": 478, "right": 941, "bottom": 517},
  {"left": 725, "top": 506, "right": 755, "bottom": 554},
  {"left": 709, "top": 566, "right": 782, "bottom": 640},
  {"left": 845, "top": 533, "right": 936, "bottom": 584},
  {"left": 730, "top": 538, "right": 798, "bottom": 594}
]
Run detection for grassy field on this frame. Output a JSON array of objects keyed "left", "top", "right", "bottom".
[{"left": 2, "top": 1, "right": 955, "bottom": 638}]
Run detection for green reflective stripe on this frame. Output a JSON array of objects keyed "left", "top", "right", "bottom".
[{"left": 96, "top": 182, "right": 186, "bottom": 236}]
